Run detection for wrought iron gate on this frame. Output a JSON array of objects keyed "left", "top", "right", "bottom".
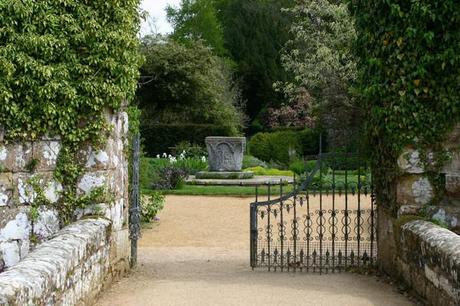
[{"left": 250, "top": 153, "right": 377, "bottom": 273}]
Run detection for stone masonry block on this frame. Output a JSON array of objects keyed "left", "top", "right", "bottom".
[
  {"left": 13, "top": 172, "right": 61, "bottom": 205},
  {"left": 446, "top": 174, "right": 460, "bottom": 197},
  {"left": 443, "top": 152, "right": 460, "bottom": 175},
  {"left": 397, "top": 175, "right": 433, "bottom": 206},
  {"left": 0, "top": 241, "right": 20, "bottom": 267},
  {"left": 0, "top": 142, "right": 32, "bottom": 173},
  {"left": 398, "top": 148, "right": 425, "bottom": 174},
  {"left": 77, "top": 171, "right": 110, "bottom": 196},
  {"left": 0, "top": 173, "right": 13, "bottom": 207},
  {"left": 32, "top": 140, "right": 61, "bottom": 171}
]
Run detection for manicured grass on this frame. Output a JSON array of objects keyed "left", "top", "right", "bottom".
[{"left": 142, "top": 184, "right": 294, "bottom": 197}]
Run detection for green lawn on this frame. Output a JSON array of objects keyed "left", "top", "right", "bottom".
[{"left": 142, "top": 184, "right": 294, "bottom": 197}]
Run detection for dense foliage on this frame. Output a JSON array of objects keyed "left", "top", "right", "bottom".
[
  {"left": 166, "top": 0, "right": 227, "bottom": 57},
  {"left": 277, "top": 0, "right": 359, "bottom": 147},
  {"left": 216, "top": 0, "right": 293, "bottom": 129},
  {"left": 138, "top": 37, "right": 245, "bottom": 137},
  {"left": 350, "top": 0, "right": 460, "bottom": 207},
  {"left": 0, "top": 0, "right": 141, "bottom": 143},
  {"left": 0, "top": 0, "right": 142, "bottom": 224},
  {"left": 248, "top": 129, "right": 322, "bottom": 166}
]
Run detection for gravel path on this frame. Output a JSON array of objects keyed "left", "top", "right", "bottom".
[{"left": 95, "top": 195, "right": 414, "bottom": 306}]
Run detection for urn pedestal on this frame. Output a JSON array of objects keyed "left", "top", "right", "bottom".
[{"left": 195, "top": 136, "right": 254, "bottom": 179}]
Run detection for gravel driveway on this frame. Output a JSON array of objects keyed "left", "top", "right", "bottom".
[{"left": 95, "top": 195, "right": 414, "bottom": 306}]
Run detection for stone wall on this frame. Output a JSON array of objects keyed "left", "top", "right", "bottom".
[
  {"left": 378, "top": 125, "right": 460, "bottom": 305},
  {"left": 0, "top": 109, "right": 130, "bottom": 275},
  {"left": 395, "top": 125, "right": 460, "bottom": 232},
  {"left": 380, "top": 218, "right": 460, "bottom": 305},
  {"left": 0, "top": 218, "right": 129, "bottom": 305}
]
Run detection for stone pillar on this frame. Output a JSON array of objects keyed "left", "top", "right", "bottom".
[{"left": 378, "top": 124, "right": 460, "bottom": 282}]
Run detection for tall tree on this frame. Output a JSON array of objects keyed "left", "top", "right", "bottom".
[
  {"left": 216, "top": 0, "right": 293, "bottom": 131},
  {"left": 138, "top": 36, "right": 245, "bottom": 135},
  {"left": 166, "top": 0, "right": 227, "bottom": 57},
  {"left": 277, "top": 0, "right": 359, "bottom": 148}
]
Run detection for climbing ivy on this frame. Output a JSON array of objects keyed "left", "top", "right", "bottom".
[
  {"left": 0, "top": 1, "right": 142, "bottom": 224},
  {"left": 350, "top": 1, "right": 460, "bottom": 209}
]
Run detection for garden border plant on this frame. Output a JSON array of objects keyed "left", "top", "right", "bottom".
[{"left": 0, "top": 0, "right": 142, "bottom": 225}]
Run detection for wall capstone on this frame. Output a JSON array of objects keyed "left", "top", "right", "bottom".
[
  {"left": 0, "top": 218, "right": 126, "bottom": 306},
  {"left": 398, "top": 220, "right": 460, "bottom": 306}
]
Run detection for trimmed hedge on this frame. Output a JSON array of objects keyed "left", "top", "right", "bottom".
[
  {"left": 141, "top": 124, "right": 234, "bottom": 156},
  {"left": 248, "top": 129, "right": 322, "bottom": 165}
]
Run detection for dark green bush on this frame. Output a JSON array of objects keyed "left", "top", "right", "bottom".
[
  {"left": 140, "top": 157, "right": 160, "bottom": 189},
  {"left": 289, "top": 159, "right": 305, "bottom": 175},
  {"left": 152, "top": 167, "right": 188, "bottom": 190},
  {"left": 248, "top": 128, "right": 322, "bottom": 165},
  {"left": 248, "top": 132, "right": 272, "bottom": 163},
  {"left": 141, "top": 124, "right": 234, "bottom": 156}
]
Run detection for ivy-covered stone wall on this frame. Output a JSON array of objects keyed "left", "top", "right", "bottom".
[
  {"left": 378, "top": 125, "right": 460, "bottom": 305},
  {"left": 0, "top": 109, "right": 130, "bottom": 271}
]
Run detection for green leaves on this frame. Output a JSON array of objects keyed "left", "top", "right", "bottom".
[
  {"left": 138, "top": 37, "right": 244, "bottom": 135},
  {"left": 0, "top": 0, "right": 142, "bottom": 142},
  {"left": 351, "top": 0, "right": 460, "bottom": 151},
  {"left": 0, "top": 0, "right": 142, "bottom": 224},
  {"left": 350, "top": 0, "right": 460, "bottom": 207}
]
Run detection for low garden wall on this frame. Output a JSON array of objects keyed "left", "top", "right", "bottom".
[
  {"left": 0, "top": 218, "right": 128, "bottom": 305},
  {"left": 0, "top": 109, "right": 131, "bottom": 304},
  {"left": 379, "top": 215, "right": 460, "bottom": 306}
]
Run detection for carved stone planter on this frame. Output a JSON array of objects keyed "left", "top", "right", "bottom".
[{"left": 205, "top": 136, "right": 246, "bottom": 172}]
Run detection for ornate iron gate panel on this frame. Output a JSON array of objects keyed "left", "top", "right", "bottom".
[{"left": 250, "top": 153, "right": 377, "bottom": 273}]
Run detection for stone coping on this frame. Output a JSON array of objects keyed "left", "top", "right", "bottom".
[
  {"left": 400, "top": 220, "right": 460, "bottom": 304},
  {"left": 0, "top": 218, "right": 112, "bottom": 305},
  {"left": 186, "top": 175, "right": 294, "bottom": 186}
]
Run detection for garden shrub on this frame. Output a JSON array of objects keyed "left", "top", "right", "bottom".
[
  {"left": 269, "top": 130, "right": 302, "bottom": 165},
  {"left": 248, "top": 128, "right": 321, "bottom": 166},
  {"left": 140, "top": 192, "right": 165, "bottom": 223},
  {"left": 140, "top": 157, "right": 159, "bottom": 189},
  {"left": 141, "top": 155, "right": 207, "bottom": 190},
  {"left": 152, "top": 167, "right": 188, "bottom": 190},
  {"left": 289, "top": 159, "right": 328, "bottom": 175},
  {"left": 288, "top": 160, "right": 305, "bottom": 175},
  {"left": 247, "top": 132, "right": 272, "bottom": 163}
]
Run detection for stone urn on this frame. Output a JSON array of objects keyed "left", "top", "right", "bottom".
[{"left": 205, "top": 136, "right": 246, "bottom": 172}]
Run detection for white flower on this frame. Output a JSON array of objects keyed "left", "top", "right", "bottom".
[
  {"left": 169, "top": 156, "right": 177, "bottom": 164},
  {"left": 162, "top": 153, "right": 167, "bottom": 158},
  {"left": 201, "top": 156, "right": 206, "bottom": 163},
  {"left": 156, "top": 154, "right": 160, "bottom": 159},
  {"left": 179, "top": 153, "right": 185, "bottom": 160}
]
